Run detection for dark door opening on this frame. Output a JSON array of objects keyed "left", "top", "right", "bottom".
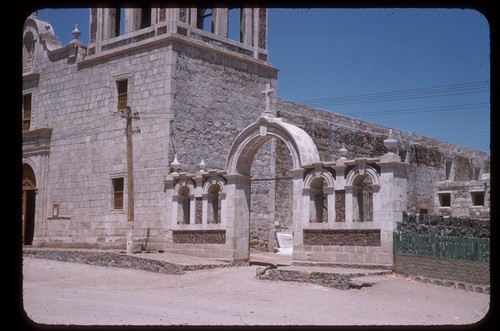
[{"left": 22, "top": 189, "right": 36, "bottom": 245}]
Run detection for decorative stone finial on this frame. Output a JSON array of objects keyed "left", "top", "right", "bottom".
[
  {"left": 383, "top": 129, "right": 399, "bottom": 154},
  {"left": 198, "top": 159, "right": 206, "bottom": 173},
  {"left": 339, "top": 144, "right": 348, "bottom": 158},
  {"left": 170, "top": 154, "right": 181, "bottom": 174},
  {"left": 72, "top": 24, "right": 81, "bottom": 40}
]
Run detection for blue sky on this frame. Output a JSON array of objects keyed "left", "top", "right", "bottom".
[{"left": 33, "top": 7, "right": 490, "bottom": 152}]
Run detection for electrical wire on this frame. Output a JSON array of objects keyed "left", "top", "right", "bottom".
[{"left": 297, "top": 81, "right": 489, "bottom": 107}]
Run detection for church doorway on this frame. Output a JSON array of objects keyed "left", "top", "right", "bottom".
[{"left": 22, "top": 163, "right": 37, "bottom": 245}]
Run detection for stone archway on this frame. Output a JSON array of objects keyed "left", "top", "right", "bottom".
[{"left": 224, "top": 114, "right": 320, "bottom": 263}]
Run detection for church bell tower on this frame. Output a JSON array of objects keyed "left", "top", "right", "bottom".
[{"left": 88, "top": 7, "right": 270, "bottom": 62}]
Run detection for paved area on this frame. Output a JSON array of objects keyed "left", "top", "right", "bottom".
[{"left": 18, "top": 248, "right": 492, "bottom": 327}]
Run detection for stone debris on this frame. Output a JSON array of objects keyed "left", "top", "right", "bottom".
[{"left": 256, "top": 265, "right": 389, "bottom": 290}]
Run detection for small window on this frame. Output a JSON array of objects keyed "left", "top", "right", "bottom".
[
  {"left": 178, "top": 186, "right": 191, "bottom": 224},
  {"left": 445, "top": 160, "right": 453, "bottom": 180},
  {"left": 438, "top": 193, "right": 451, "bottom": 207},
  {"left": 140, "top": 8, "right": 152, "bottom": 29},
  {"left": 52, "top": 203, "right": 60, "bottom": 217},
  {"left": 117, "top": 79, "right": 128, "bottom": 111},
  {"left": 197, "top": 8, "right": 213, "bottom": 31},
  {"left": 23, "top": 94, "right": 32, "bottom": 131},
  {"left": 228, "top": 8, "right": 242, "bottom": 42},
  {"left": 419, "top": 208, "right": 428, "bottom": 214},
  {"left": 113, "top": 177, "right": 124, "bottom": 209},
  {"left": 473, "top": 167, "right": 481, "bottom": 180},
  {"left": 471, "top": 192, "right": 485, "bottom": 206},
  {"left": 400, "top": 149, "right": 408, "bottom": 163}
]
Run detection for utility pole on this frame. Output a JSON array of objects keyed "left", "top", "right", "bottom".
[{"left": 123, "top": 106, "right": 140, "bottom": 254}]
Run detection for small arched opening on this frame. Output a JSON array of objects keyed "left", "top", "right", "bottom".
[
  {"left": 177, "top": 186, "right": 191, "bottom": 224},
  {"left": 207, "top": 183, "right": 221, "bottom": 224},
  {"left": 309, "top": 177, "right": 327, "bottom": 223},
  {"left": 352, "top": 175, "right": 374, "bottom": 222}
]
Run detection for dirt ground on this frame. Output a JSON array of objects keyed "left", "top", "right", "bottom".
[{"left": 20, "top": 257, "right": 491, "bottom": 327}]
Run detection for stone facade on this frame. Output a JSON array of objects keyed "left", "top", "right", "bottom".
[{"left": 22, "top": 8, "right": 490, "bottom": 267}]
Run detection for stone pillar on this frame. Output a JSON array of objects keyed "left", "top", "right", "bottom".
[
  {"left": 94, "top": 8, "right": 104, "bottom": 52},
  {"left": 212, "top": 8, "right": 228, "bottom": 37},
  {"left": 201, "top": 194, "right": 208, "bottom": 224},
  {"left": 166, "top": 8, "right": 179, "bottom": 34},
  {"left": 164, "top": 176, "right": 176, "bottom": 227},
  {"left": 252, "top": 8, "right": 259, "bottom": 58},
  {"left": 124, "top": 8, "right": 135, "bottom": 34},
  {"left": 219, "top": 192, "right": 227, "bottom": 227},
  {"left": 226, "top": 174, "right": 251, "bottom": 264},
  {"left": 344, "top": 185, "right": 354, "bottom": 224},
  {"left": 377, "top": 152, "right": 408, "bottom": 256},
  {"left": 290, "top": 168, "right": 305, "bottom": 261},
  {"left": 325, "top": 186, "right": 335, "bottom": 223},
  {"left": 241, "top": 8, "right": 253, "bottom": 45}
]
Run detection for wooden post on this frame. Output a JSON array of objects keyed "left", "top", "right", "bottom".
[{"left": 124, "top": 106, "right": 139, "bottom": 254}]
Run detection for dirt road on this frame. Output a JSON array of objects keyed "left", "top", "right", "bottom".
[{"left": 20, "top": 257, "right": 490, "bottom": 326}]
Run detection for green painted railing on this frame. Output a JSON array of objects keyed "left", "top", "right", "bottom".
[{"left": 393, "top": 231, "right": 490, "bottom": 262}]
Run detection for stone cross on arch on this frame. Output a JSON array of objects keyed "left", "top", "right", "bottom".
[{"left": 261, "top": 83, "right": 274, "bottom": 114}]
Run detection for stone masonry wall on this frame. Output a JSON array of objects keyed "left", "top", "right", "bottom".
[
  {"left": 275, "top": 100, "right": 490, "bottom": 217},
  {"left": 397, "top": 212, "right": 490, "bottom": 238},
  {"left": 274, "top": 139, "right": 294, "bottom": 233},
  {"left": 27, "top": 41, "right": 174, "bottom": 250},
  {"left": 394, "top": 253, "right": 490, "bottom": 289},
  {"left": 171, "top": 42, "right": 277, "bottom": 174},
  {"left": 250, "top": 141, "right": 275, "bottom": 251},
  {"left": 171, "top": 42, "right": 278, "bottom": 251},
  {"left": 303, "top": 229, "right": 381, "bottom": 246}
]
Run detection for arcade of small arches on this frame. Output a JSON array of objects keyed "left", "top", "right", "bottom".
[{"left": 166, "top": 159, "right": 381, "bottom": 228}]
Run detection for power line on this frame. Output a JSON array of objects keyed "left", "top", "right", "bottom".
[
  {"left": 297, "top": 81, "right": 489, "bottom": 107},
  {"left": 344, "top": 102, "right": 489, "bottom": 117}
]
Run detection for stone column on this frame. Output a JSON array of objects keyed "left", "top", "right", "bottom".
[
  {"left": 225, "top": 174, "right": 251, "bottom": 264},
  {"left": 212, "top": 8, "right": 228, "bottom": 37},
  {"left": 219, "top": 192, "right": 227, "bottom": 227},
  {"left": 344, "top": 185, "right": 354, "bottom": 224},
  {"left": 241, "top": 8, "right": 253, "bottom": 45},
  {"left": 290, "top": 168, "right": 305, "bottom": 261},
  {"left": 201, "top": 194, "right": 208, "bottom": 224},
  {"left": 325, "top": 186, "right": 336, "bottom": 223},
  {"left": 252, "top": 8, "right": 259, "bottom": 58},
  {"left": 377, "top": 152, "right": 408, "bottom": 260},
  {"left": 188, "top": 193, "right": 196, "bottom": 225},
  {"left": 164, "top": 176, "right": 175, "bottom": 227}
]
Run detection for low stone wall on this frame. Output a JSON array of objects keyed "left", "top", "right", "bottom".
[
  {"left": 256, "top": 266, "right": 389, "bottom": 290},
  {"left": 393, "top": 253, "right": 490, "bottom": 293},
  {"left": 23, "top": 249, "right": 232, "bottom": 275},
  {"left": 393, "top": 212, "right": 490, "bottom": 293}
]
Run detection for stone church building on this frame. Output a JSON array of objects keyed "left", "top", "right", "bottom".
[{"left": 22, "top": 8, "right": 490, "bottom": 266}]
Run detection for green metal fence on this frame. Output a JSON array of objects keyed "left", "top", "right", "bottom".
[{"left": 393, "top": 231, "right": 490, "bottom": 262}]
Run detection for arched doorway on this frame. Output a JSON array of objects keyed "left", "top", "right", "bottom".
[
  {"left": 22, "top": 163, "right": 37, "bottom": 245},
  {"left": 225, "top": 114, "right": 320, "bottom": 263}
]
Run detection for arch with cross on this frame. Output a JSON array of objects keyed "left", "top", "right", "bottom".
[{"left": 223, "top": 84, "right": 321, "bottom": 262}]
